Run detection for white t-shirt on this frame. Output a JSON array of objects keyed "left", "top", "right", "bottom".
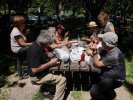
[
  {"left": 96, "top": 42, "right": 104, "bottom": 53},
  {"left": 10, "top": 27, "right": 26, "bottom": 53}
]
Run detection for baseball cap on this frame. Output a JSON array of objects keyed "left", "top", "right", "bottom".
[
  {"left": 98, "top": 32, "right": 118, "bottom": 47},
  {"left": 87, "top": 21, "right": 98, "bottom": 27},
  {"left": 57, "top": 24, "right": 65, "bottom": 30}
]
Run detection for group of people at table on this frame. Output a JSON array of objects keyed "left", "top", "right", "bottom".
[{"left": 10, "top": 11, "right": 126, "bottom": 100}]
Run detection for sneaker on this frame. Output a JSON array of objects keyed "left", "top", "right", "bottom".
[
  {"left": 19, "top": 76, "right": 23, "bottom": 80},
  {"left": 110, "top": 90, "right": 116, "bottom": 99},
  {"left": 22, "top": 75, "right": 29, "bottom": 79},
  {"left": 19, "top": 75, "right": 29, "bottom": 80},
  {"left": 105, "top": 90, "right": 116, "bottom": 100}
]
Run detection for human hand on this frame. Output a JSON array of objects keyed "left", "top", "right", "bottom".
[
  {"left": 86, "top": 48, "right": 93, "bottom": 56},
  {"left": 64, "top": 37, "right": 69, "bottom": 41},
  {"left": 65, "top": 31, "right": 69, "bottom": 36},
  {"left": 88, "top": 42, "right": 97, "bottom": 50},
  {"left": 63, "top": 40, "right": 69, "bottom": 45},
  {"left": 92, "top": 37, "right": 99, "bottom": 44},
  {"left": 81, "top": 37, "right": 86, "bottom": 41},
  {"left": 49, "top": 58, "right": 58, "bottom": 66}
]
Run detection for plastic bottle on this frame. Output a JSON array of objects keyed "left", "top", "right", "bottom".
[
  {"left": 81, "top": 52, "right": 85, "bottom": 61},
  {"left": 78, "top": 35, "right": 80, "bottom": 41}
]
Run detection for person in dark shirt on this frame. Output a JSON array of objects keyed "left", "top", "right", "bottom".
[
  {"left": 27, "top": 30, "right": 66, "bottom": 100},
  {"left": 86, "top": 32, "right": 126, "bottom": 100}
]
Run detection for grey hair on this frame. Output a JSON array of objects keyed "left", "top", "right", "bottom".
[
  {"left": 48, "top": 27, "right": 56, "bottom": 32},
  {"left": 37, "top": 30, "right": 55, "bottom": 44},
  {"left": 48, "top": 27, "right": 56, "bottom": 41}
]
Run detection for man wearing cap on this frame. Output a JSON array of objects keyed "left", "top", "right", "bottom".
[
  {"left": 86, "top": 32, "right": 126, "bottom": 100},
  {"left": 27, "top": 30, "right": 66, "bottom": 100}
]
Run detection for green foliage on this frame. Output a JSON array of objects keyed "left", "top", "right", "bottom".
[
  {"left": 71, "top": 91, "right": 82, "bottom": 100},
  {"left": 0, "top": 54, "right": 16, "bottom": 87},
  {"left": 27, "top": 0, "right": 86, "bottom": 17},
  {"left": 0, "top": 0, "right": 133, "bottom": 20},
  {"left": 126, "top": 58, "right": 133, "bottom": 84},
  {"left": 32, "top": 91, "right": 43, "bottom": 100},
  {"left": 0, "top": 93, "right": 7, "bottom": 100},
  {"left": 103, "top": 0, "right": 133, "bottom": 17},
  {"left": 0, "top": 10, "right": 15, "bottom": 15},
  {"left": 28, "top": 0, "right": 55, "bottom": 16},
  {"left": 0, "top": 55, "right": 16, "bottom": 75},
  {"left": 0, "top": 75, "right": 6, "bottom": 87}
]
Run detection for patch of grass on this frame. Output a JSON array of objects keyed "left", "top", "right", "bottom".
[
  {"left": 71, "top": 91, "right": 82, "bottom": 100},
  {"left": 0, "top": 75, "right": 7, "bottom": 87},
  {"left": 0, "top": 93, "right": 7, "bottom": 100},
  {"left": 126, "top": 58, "right": 133, "bottom": 84},
  {"left": 32, "top": 91, "right": 43, "bottom": 100},
  {"left": 0, "top": 54, "right": 16, "bottom": 75},
  {"left": 71, "top": 85, "right": 82, "bottom": 100},
  {"left": 0, "top": 54, "right": 16, "bottom": 87},
  {"left": 124, "top": 58, "right": 133, "bottom": 93}
]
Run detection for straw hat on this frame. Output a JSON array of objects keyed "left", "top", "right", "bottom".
[{"left": 87, "top": 21, "right": 98, "bottom": 27}]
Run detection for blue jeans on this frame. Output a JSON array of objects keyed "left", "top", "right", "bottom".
[{"left": 90, "top": 77, "right": 123, "bottom": 100}]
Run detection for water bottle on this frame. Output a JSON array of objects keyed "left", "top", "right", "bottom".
[
  {"left": 78, "top": 35, "right": 81, "bottom": 47},
  {"left": 63, "top": 56, "right": 69, "bottom": 64},
  {"left": 78, "top": 35, "right": 80, "bottom": 41},
  {"left": 80, "top": 52, "right": 85, "bottom": 61}
]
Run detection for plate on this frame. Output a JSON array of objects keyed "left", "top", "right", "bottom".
[
  {"left": 71, "top": 43, "right": 78, "bottom": 46},
  {"left": 69, "top": 40, "right": 78, "bottom": 44}
]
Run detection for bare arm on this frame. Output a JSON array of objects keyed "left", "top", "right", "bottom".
[
  {"left": 32, "top": 58, "right": 58, "bottom": 74},
  {"left": 93, "top": 53, "right": 105, "bottom": 68},
  {"left": 49, "top": 41, "right": 68, "bottom": 49},
  {"left": 55, "top": 37, "right": 61, "bottom": 44},
  {"left": 15, "top": 35, "right": 32, "bottom": 47},
  {"left": 81, "top": 37, "right": 91, "bottom": 42},
  {"left": 49, "top": 43, "right": 62, "bottom": 49},
  {"left": 86, "top": 44, "right": 105, "bottom": 68},
  {"left": 109, "top": 27, "right": 115, "bottom": 33}
]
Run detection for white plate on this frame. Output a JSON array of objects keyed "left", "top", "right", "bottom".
[{"left": 71, "top": 43, "right": 78, "bottom": 46}]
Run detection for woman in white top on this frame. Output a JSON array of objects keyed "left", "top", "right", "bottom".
[{"left": 10, "top": 15, "right": 32, "bottom": 78}]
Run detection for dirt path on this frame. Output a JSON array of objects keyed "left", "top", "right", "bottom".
[{"left": 0, "top": 74, "right": 133, "bottom": 100}]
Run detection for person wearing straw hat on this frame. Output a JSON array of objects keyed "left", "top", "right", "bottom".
[
  {"left": 82, "top": 21, "right": 102, "bottom": 55},
  {"left": 87, "top": 21, "right": 98, "bottom": 27},
  {"left": 81, "top": 21, "right": 100, "bottom": 43}
]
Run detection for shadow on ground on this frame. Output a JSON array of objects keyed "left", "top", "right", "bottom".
[{"left": 124, "top": 81, "right": 133, "bottom": 94}]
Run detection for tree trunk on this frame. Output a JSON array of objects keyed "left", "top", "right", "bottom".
[
  {"left": 72, "top": 0, "right": 76, "bottom": 20},
  {"left": 3, "top": 1, "right": 7, "bottom": 15},
  {"left": 59, "top": 3, "right": 64, "bottom": 16},
  {"left": 83, "top": 0, "right": 107, "bottom": 20},
  {"left": 55, "top": 3, "right": 59, "bottom": 20}
]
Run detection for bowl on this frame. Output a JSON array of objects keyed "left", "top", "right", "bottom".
[{"left": 80, "top": 61, "right": 87, "bottom": 68}]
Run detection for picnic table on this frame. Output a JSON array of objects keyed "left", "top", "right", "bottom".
[
  {"left": 48, "top": 40, "right": 101, "bottom": 91},
  {"left": 49, "top": 60, "right": 92, "bottom": 91},
  {"left": 48, "top": 41, "right": 100, "bottom": 73},
  {"left": 49, "top": 60, "right": 91, "bottom": 72}
]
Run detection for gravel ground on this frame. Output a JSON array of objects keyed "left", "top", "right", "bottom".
[{"left": 1, "top": 74, "right": 133, "bottom": 100}]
